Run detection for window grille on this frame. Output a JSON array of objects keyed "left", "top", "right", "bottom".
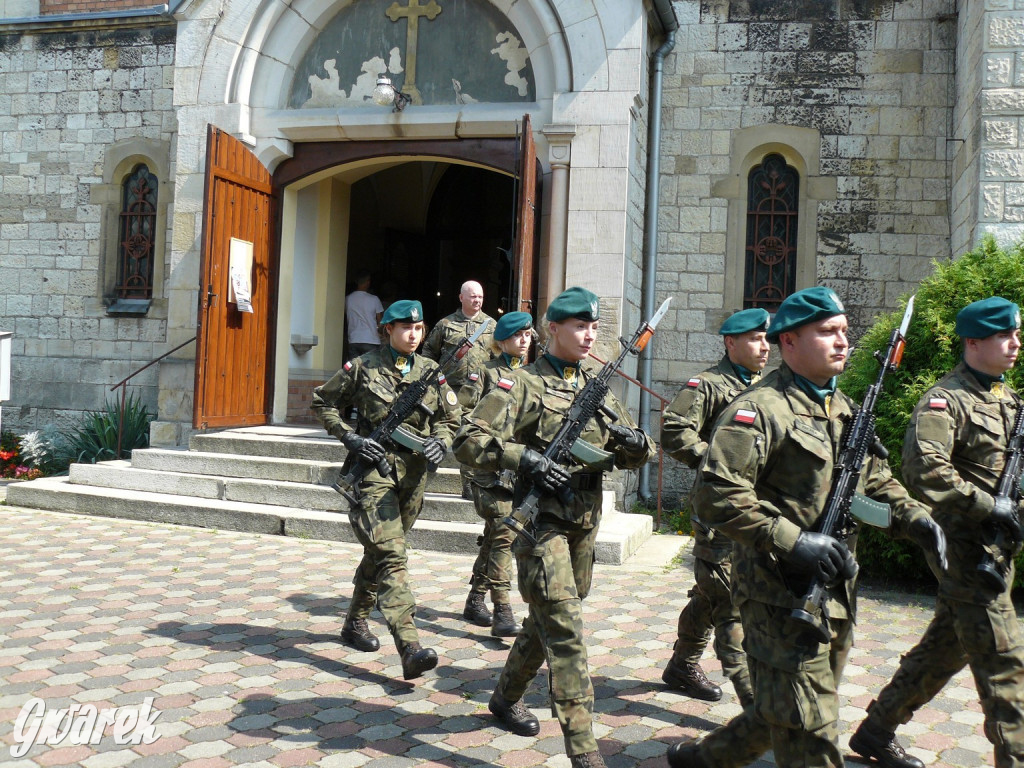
[
  {"left": 744, "top": 154, "right": 798, "bottom": 311},
  {"left": 115, "top": 164, "right": 157, "bottom": 299}
]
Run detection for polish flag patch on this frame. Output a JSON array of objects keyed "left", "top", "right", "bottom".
[
  {"left": 733, "top": 409, "right": 757, "bottom": 424},
  {"left": 438, "top": 374, "right": 447, "bottom": 386},
  {"left": 343, "top": 361, "right": 353, "bottom": 371},
  {"left": 497, "top": 377, "right": 515, "bottom": 391},
  {"left": 468, "top": 373, "right": 479, "bottom": 382},
  {"left": 687, "top": 377, "right": 702, "bottom": 388},
  {"left": 928, "top": 397, "right": 948, "bottom": 410}
]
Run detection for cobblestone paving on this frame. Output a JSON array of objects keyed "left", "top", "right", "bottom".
[{"left": 0, "top": 507, "right": 991, "bottom": 767}]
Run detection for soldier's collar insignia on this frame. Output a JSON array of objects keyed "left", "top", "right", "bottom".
[
  {"left": 563, "top": 367, "right": 578, "bottom": 384},
  {"left": 824, "top": 394, "right": 832, "bottom": 417},
  {"left": 395, "top": 355, "right": 407, "bottom": 369},
  {"left": 992, "top": 381, "right": 1005, "bottom": 398},
  {"left": 510, "top": 356, "right": 523, "bottom": 369}
]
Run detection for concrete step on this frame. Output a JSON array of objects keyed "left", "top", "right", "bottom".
[
  {"left": 7, "top": 476, "right": 653, "bottom": 564},
  {"left": 67, "top": 462, "right": 476, "bottom": 521}
]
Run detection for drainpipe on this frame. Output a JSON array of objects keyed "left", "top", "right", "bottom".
[{"left": 638, "top": 1, "right": 678, "bottom": 502}]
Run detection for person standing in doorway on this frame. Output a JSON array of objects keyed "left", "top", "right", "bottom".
[
  {"left": 423, "top": 279, "right": 496, "bottom": 498},
  {"left": 345, "top": 271, "right": 384, "bottom": 359},
  {"left": 312, "top": 299, "right": 461, "bottom": 682},
  {"left": 660, "top": 308, "right": 770, "bottom": 707},
  {"left": 457, "top": 310, "right": 536, "bottom": 636}
]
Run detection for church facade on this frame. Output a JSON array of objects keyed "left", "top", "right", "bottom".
[{"left": 0, "top": 0, "right": 1020, "bottom": 500}]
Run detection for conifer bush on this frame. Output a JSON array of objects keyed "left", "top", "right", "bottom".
[{"left": 840, "top": 235, "right": 1024, "bottom": 586}]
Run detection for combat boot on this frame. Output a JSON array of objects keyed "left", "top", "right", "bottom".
[
  {"left": 463, "top": 591, "right": 492, "bottom": 627},
  {"left": 568, "top": 752, "right": 606, "bottom": 768},
  {"left": 491, "top": 603, "right": 522, "bottom": 637},
  {"left": 849, "top": 718, "right": 923, "bottom": 768},
  {"left": 667, "top": 740, "right": 710, "bottom": 768},
  {"left": 662, "top": 657, "right": 723, "bottom": 701},
  {"left": 340, "top": 616, "right": 379, "bottom": 652},
  {"left": 400, "top": 642, "right": 438, "bottom": 680},
  {"left": 488, "top": 690, "right": 540, "bottom": 736}
]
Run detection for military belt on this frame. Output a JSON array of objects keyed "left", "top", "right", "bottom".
[{"left": 569, "top": 471, "right": 603, "bottom": 491}]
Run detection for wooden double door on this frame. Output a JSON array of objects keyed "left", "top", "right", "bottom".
[{"left": 194, "top": 118, "right": 541, "bottom": 429}]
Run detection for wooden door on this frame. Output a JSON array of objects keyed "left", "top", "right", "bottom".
[
  {"left": 513, "top": 114, "right": 540, "bottom": 313},
  {"left": 193, "top": 125, "right": 276, "bottom": 429}
]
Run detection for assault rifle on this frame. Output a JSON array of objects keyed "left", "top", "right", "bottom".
[
  {"left": 503, "top": 297, "right": 672, "bottom": 545},
  {"left": 332, "top": 322, "right": 488, "bottom": 506},
  {"left": 977, "top": 404, "right": 1024, "bottom": 591},
  {"left": 789, "top": 295, "right": 916, "bottom": 644}
]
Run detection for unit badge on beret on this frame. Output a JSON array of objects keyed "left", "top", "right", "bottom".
[{"left": 411, "top": 306, "right": 420, "bottom": 321}]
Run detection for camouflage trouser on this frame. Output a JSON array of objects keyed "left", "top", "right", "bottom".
[
  {"left": 468, "top": 483, "right": 516, "bottom": 602},
  {"left": 672, "top": 556, "right": 751, "bottom": 701},
  {"left": 496, "top": 522, "right": 598, "bottom": 757},
  {"left": 346, "top": 454, "right": 428, "bottom": 650},
  {"left": 866, "top": 594, "right": 1024, "bottom": 767},
  {"left": 696, "top": 599, "right": 851, "bottom": 768}
]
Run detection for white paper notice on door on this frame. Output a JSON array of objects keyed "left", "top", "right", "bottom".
[{"left": 228, "top": 237, "right": 254, "bottom": 313}]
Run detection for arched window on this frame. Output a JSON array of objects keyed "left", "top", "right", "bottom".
[
  {"left": 744, "top": 153, "right": 798, "bottom": 310},
  {"left": 115, "top": 164, "right": 158, "bottom": 300}
]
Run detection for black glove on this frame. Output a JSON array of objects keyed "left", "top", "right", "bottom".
[
  {"left": 341, "top": 433, "right": 387, "bottom": 466},
  {"left": 786, "top": 532, "right": 856, "bottom": 582},
  {"left": 607, "top": 423, "right": 646, "bottom": 450},
  {"left": 990, "top": 497, "right": 1023, "bottom": 542},
  {"left": 519, "top": 448, "right": 570, "bottom": 496},
  {"left": 422, "top": 437, "right": 446, "bottom": 465},
  {"left": 908, "top": 515, "right": 948, "bottom": 572}
]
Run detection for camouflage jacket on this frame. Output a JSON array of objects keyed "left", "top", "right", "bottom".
[
  {"left": 663, "top": 355, "right": 757, "bottom": 561},
  {"left": 691, "top": 362, "right": 932, "bottom": 619},
  {"left": 311, "top": 348, "right": 462, "bottom": 468},
  {"left": 457, "top": 355, "right": 524, "bottom": 490},
  {"left": 422, "top": 309, "right": 495, "bottom": 389},
  {"left": 453, "top": 356, "right": 655, "bottom": 529},
  {"left": 902, "top": 360, "right": 1022, "bottom": 603}
]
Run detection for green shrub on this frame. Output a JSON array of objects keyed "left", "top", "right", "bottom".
[
  {"left": 839, "top": 235, "right": 1024, "bottom": 586},
  {"left": 64, "top": 391, "right": 153, "bottom": 464},
  {"left": 18, "top": 427, "right": 70, "bottom": 475},
  {"left": 631, "top": 499, "right": 693, "bottom": 535}
]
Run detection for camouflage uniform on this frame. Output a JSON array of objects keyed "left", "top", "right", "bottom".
[
  {"left": 687, "top": 361, "right": 934, "bottom": 768},
  {"left": 859, "top": 361, "right": 1024, "bottom": 767},
  {"left": 453, "top": 355, "right": 655, "bottom": 757},
  {"left": 662, "top": 355, "right": 754, "bottom": 703},
  {"left": 458, "top": 355, "right": 523, "bottom": 606},
  {"left": 422, "top": 308, "right": 496, "bottom": 389},
  {"left": 312, "top": 348, "right": 461, "bottom": 651}
]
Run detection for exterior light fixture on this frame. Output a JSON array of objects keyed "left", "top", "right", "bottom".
[{"left": 371, "top": 74, "right": 412, "bottom": 112}]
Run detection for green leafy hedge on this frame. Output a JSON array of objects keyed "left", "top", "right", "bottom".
[{"left": 839, "top": 235, "right": 1024, "bottom": 586}]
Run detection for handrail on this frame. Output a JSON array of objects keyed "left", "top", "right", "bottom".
[
  {"left": 589, "top": 352, "right": 671, "bottom": 528},
  {"left": 110, "top": 336, "right": 196, "bottom": 457}
]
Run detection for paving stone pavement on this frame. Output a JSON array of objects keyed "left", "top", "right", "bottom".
[{"left": 0, "top": 505, "right": 1000, "bottom": 768}]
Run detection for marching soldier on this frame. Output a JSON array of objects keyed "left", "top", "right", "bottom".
[
  {"left": 850, "top": 297, "right": 1024, "bottom": 768},
  {"left": 660, "top": 308, "right": 770, "bottom": 706},
  {"left": 458, "top": 310, "right": 535, "bottom": 637},
  {"left": 453, "top": 287, "right": 655, "bottom": 768},
  {"left": 423, "top": 279, "right": 496, "bottom": 499},
  {"left": 667, "top": 287, "right": 947, "bottom": 768},
  {"left": 311, "top": 299, "right": 461, "bottom": 682}
]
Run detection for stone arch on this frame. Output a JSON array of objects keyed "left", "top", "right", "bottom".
[{"left": 714, "top": 124, "right": 837, "bottom": 324}]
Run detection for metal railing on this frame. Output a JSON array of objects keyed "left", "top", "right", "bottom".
[
  {"left": 589, "top": 352, "right": 671, "bottom": 528},
  {"left": 110, "top": 336, "right": 196, "bottom": 457}
]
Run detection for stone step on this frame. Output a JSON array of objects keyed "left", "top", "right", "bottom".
[
  {"left": 7, "top": 476, "right": 653, "bottom": 564},
  {"left": 67, "top": 462, "right": 476, "bottom": 521}
]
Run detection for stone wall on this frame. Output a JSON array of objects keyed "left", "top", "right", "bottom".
[
  {"left": 651, "top": 0, "right": 957, "bottom": 504},
  {"left": 0, "top": 20, "right": 177, "bottom": 434}
]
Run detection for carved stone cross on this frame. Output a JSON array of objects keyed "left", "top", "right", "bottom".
[{"left": 386, "top": 0, "right": 442, "bottom": 105}]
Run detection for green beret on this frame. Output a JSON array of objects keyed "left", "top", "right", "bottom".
[
  {"left": 719, "top": 308, "right": 771, "bottom": 336},
  {"left": 955, "top": 297, "right": 1021, "bottom": 338},
  {"left": 546, "top": 286, "right": 600, "bottom": 323},
  {"left": 766, "top": 287, "right": 846, "bottom": 341},
  {"left": 380, "top": 299, "right": 423, "bottom": 325},
  {"left": 494, "top": 311, "right": 533, "bottom": 341}
]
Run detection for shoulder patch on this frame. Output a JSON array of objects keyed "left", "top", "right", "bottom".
[
  {"left": 468, "top": 372, "right": 479, "bottom": 382},
  {"left": 497, "top": 377, "right": 515, "bottom": 391},
  {"left": 343, "top": 361, "right": 353, "bottom": 372},
  {"left": 687, "top": 377, "right": 701, "bottom": 388},
  {"left": 446, "top": 390, "right": 458, "bottom": 406},
  {"left": 733, "top": 408, "right": 757, "bottom": 424},
  {"left": 438, "top": 373, "right": 446, "bottom": 386},
  {"left": 928, "top": 397, "right": 948, "bottom": 410}
]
